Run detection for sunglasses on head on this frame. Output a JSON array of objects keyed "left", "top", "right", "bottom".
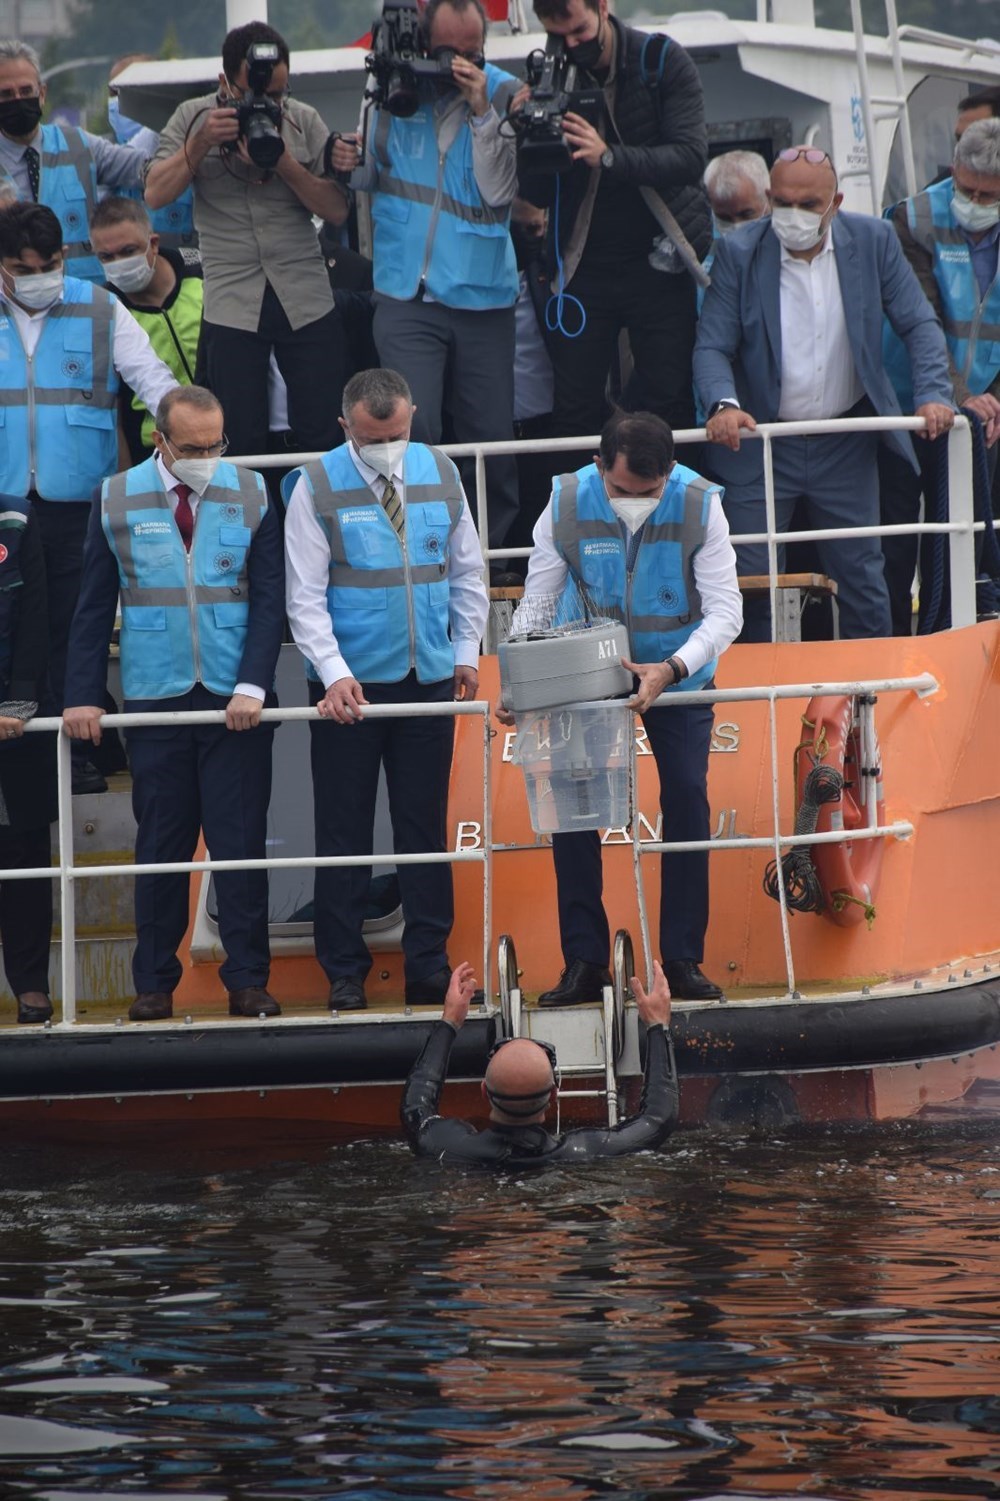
[{"left": 774, "top": 147, "right": 832, "bottom": 167}]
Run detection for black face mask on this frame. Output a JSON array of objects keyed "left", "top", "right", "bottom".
[
  {"left": 0, "top": 96, "right": 43, "bottom": 137},
  {"left": 565, "top": 20, "right": 604, "bottom": 73}
]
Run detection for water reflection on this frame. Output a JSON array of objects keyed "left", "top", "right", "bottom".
[{"left": 0, "top": 1123, "right": 997, "bottom": 1498}]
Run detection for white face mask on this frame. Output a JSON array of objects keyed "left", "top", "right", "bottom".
[
  {"left": 604, "top": 484, "right": 663, "bottom": 534},
  {"left": 951, "top": 188, "right": 1000, "bottom": 234},
  {"left": 355, "top": 438, "right": 408, "bottom": 478},
  {"left": 10, "top": 267, "right": 64, "bottom": 311},
  {"left": 170, "top": 456, "right": 221, "bottom": 496},
  {"left": 104, "top": 249, "right": 156, "bottom": 294},
  {"left": 770, "top": 203, "right": 831, "bottom": 253},
  {"left": 714, "top": 216, "right": 742, "bottom": 237}
]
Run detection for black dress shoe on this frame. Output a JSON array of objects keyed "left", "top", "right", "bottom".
[
  {"left": 71, "top": 760, "right": 108, "bottom": 795},
  {"left": 662, "top": 960, "right": 723, "bottom": 1001},
  {"left": 538, "top": 958, "right": 612, "bottom": 1008},
  {"left": 328, "top": 976, "right": 367, "bottom": 1012},
  {"left": 228, "top": 987, "right": 281, "bottom": 1018},
  {"left": 17, "top": 991, "right": 53, "bottom": 1024},
  {"left": 129, "top": 991, "right": 173, "bottom": 1021},
  {"left": 404, "top": 966, "right": 451, "bottom": 1006}
]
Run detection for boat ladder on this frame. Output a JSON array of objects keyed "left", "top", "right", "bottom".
[{"left": 496, "top": 932, "right": 629, "bottom": 1128}]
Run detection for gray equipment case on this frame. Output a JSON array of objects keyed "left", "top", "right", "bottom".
[{"left": 498, "top": 620, "right": 632, "bottom": 713}]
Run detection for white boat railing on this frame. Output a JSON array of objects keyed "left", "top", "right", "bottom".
[{"left": 3, "top": 412, "right": 988, "bottom": 1025}]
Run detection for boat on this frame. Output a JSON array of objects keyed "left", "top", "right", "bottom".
[{"left": 3, "top": 2, "right": 999, "bottom": 1136}]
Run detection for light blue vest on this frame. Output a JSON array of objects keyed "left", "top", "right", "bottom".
[
  {"left": 109, "top": 116, "right": 196, "bottom": 249},
  {"left": 885, "top": 177, "right": 1000, "bottom": 404},
  {"left": 0, "top": 124, "right": 103, "bottom": 282},
  {"left": 370, "top": 66, "right": 519, "bottom": 309},
  {"left": 551, "top": 462, "right": 717, "bottom": 690},
  {"left": 0, "top": 277, "right": 118, "bottom": 501},
  {"left": 285, "top": 444, "right": 465, "bottom": 684},
  {"left": 102, "top": 458, "right": 267, "bottom": 699}
]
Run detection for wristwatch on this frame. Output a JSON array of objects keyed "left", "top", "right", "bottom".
[
  {"left": 707, "top": 399, "right": 739, "bottom": 419},
  {"left": 600, "top": 147, "right": 614, "bottom": 170}
]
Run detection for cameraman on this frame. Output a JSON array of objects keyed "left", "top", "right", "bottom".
[
  {"left": 329, "top": 0, "right": 521, "bottom": 553},
  {"left": 146, "top": 21, "right": 349, "bottom": 464},
  {"left": 519, "top": 0, "right": 711, "bottom": 438}
]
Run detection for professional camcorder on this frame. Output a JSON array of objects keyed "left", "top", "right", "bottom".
[
  {"left": 226, "top": 41, "right": 285, "bottom": 168},
  {"left": 365, "top": 0, "right": 478, "bottom": 119},
  {"left": 510, "top": 36, "right": 602, "bottom": 174}
]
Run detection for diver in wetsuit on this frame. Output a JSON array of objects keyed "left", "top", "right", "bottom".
[{"left": 401, "top": 961, "right": 678, "bottom": 1167}]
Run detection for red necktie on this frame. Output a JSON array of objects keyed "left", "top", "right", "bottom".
[{"left": 174, "top": 482, "right": 194, "bottom": 551}]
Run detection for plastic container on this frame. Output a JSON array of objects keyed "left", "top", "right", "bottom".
[
  {"left": 512, "top": 702, "right": 632, "bottom": 834},
  {"left": 498, "top": 620, "right": 632, "bottom": 713}
]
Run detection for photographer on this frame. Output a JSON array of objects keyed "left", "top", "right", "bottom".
[
  {"left": 329, "top": 0, "right": 521, "bottom": 553},
  {"left": 518, "top": 0, "right": 711, "bottom": 439},
  {"left": 146, "top": 21, "right": 350, "bottom": 463}
]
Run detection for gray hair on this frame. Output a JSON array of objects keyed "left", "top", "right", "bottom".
[
  {"left": 0, "top": 40, "right": 42, "bottom": 77},
  {"left": 154, "top": 385, "right": 223, "bottom": 435},
  {"left": 704, "top": 150, "right": 770, "bottom": 207},
  {"left": 954, "top": 117, "right": 1000, "bottom": 178},
  {"left": 342, "top": 368, "right": 412, "bottom": 421}
]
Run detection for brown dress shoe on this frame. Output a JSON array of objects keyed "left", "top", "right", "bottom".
[
  {"left": 228, "top": 987, "right": 281, "bottom": 1018},
  {"left": 128, "top": 991, "right": 173, "bottom": 1021},
  {"left": 17, "top": 992, "right": 53, "bottom": 1025}
]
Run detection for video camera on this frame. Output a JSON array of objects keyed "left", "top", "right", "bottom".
[
  {"left": 365, "top": 0, "right": 478, "bottom": 119},
  {"left": 510, "top": 36, "right": 603, "bottom": 174},
  {"left": 226, "top": 41, "right": 285, "bottom": 169}
]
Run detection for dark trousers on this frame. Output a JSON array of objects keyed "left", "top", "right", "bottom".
[
  {"left": 308, "top": 673, "right": 455, "bottom": 983},
  {"left": 0, "top": 824, "right": 52, "bottom": 996},
  {"left": 509, "top": 413, "right": 557, "bottom": 569},
  {"left": 202, "top": 282, "right": 347, "bottom": 462},
  {"left": 126, "top": 686, "right": 274, "bottom": 994},
  {"left": 372, "top": 295, "right": 520, "bottom": 550},
  {"left": 549, "top": 257, "right": 697, "bottom": 439},
  {"left": 31, "top": 497, "right": 96, "bottom": 770},
  {"left": 551, "top": 695, "right": 714, "bottom": 968}
]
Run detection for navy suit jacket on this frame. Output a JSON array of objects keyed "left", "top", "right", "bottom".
[
  {"left": 65, "top": 467, "right": 285, "bottom": 715},
  {"left": 692, "top": 210, "right": 953, "bottom": 483}
]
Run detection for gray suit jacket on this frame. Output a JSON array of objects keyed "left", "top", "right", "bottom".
[{"left": 692, "top": 210, "right": 953, "bottom": 483}]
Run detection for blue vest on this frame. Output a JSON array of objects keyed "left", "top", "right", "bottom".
[
  {"left": 0, "top": 277, "right": 118, "bottom": 502},
  {"left": 370, "top": 66, "right": 519, "bottom": 309},
  {"left": 109, "top": 117, "right": 196, "bottom": 249},
  {"left": 285, "top": 444, "right": 466, "bottom": 684},
  {"left": 885, "top": 177, "right": 1000, "bottom": 403},
  {"left": 102, "top": 458, "right": 268, "bottom": 700},
  {"left": 0, "top": 125, "right": 103, "bottom": 283},
  {"left": 550, "top": 463, "right": 717, "bottom": 690},
  {"left": 0, "top": 496, "right": 32, "bottom": 695}
]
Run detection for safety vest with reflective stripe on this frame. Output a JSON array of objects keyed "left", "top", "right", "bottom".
[
  {"left": 906, "top": 177, "right": 1000, "bottom": 396},
  {"left": 0, "top": 125, "right": 102, "bottom": 283},
  {"left": 551, "top": 462, "right": 717, "bottom": 690},
  {"left": 286, "top": 443, "right": 465, "bottom": 684},
  {"left": 123, "top": 276, "right": 203, "bottom": 449},
  {"left": 0, "top": 277, "right": 118, "bottom": 502},
  {"left": 102, "top": 457, "right": 267, "bottom": 700},
  {"left": 0, "top": 497, "right": 31, "bottom": 694},
  {"left": 369, "top": 65, "right": 519, "bottom": 309}
]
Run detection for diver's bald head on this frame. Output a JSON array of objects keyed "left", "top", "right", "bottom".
[{"left": 483, "top": 1039, "right": 555, "bottom": 1123}]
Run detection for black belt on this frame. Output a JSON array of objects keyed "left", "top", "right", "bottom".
[{"left": 513, "top": 414, "right": 553, "bottom": 439}]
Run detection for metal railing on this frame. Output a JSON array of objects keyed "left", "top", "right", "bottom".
[{"left": 4, "top": 412, "right": 987, "bottom": 1024}]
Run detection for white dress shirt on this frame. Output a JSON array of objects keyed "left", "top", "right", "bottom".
[
  {"left": 284, "top": 443, "right": 489, "bottom": 688},
  {"left": 153, "top": 452, "right": 263, "bottom": 702},
  {"left": 517, "top": 481, "right": 743, "bottom": 682},
  {"left": 777, "top": 236, "right": 864, "bottom": 421}
]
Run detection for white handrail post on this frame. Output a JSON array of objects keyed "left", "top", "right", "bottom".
[
  {"left": 630, "top": 725, "right": 654, "bottom": 989},
  {"left": 762, "top": 431, "right": 779, "bottom": 643},
  {"left": 481, "top": 705, "right": 493, "bottom": 1009},
  {"left": 884, "top": 0, "right": 918, "bottom": 198},
  {"left": 475, "top": 447, "right": 489, "bottom": 564},
  {"left": 55, "top": 726, "right": 77, "bottom": 1024},
  {"left": 947, "top": 417, "right": 977, "bottom": 628},
  {"left": 850, "top": 0, "right": 884, "bottom": 214}
]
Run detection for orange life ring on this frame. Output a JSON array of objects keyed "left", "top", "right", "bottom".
[{"left": 795, "top": 695, "right": 885, "bottom": 928}]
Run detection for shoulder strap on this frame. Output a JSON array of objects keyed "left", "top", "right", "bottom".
[{"left": 639, "top": 32, "right": 670, "bottom": 95}]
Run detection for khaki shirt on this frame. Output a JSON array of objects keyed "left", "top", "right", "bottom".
[{"left": 155, "top": 92, "right": 334, "bottom": 332}]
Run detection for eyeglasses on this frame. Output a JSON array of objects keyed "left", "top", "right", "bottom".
[
  {"left": 775, "top": 147, "right": 832, "bottom": 167},
  {"left": 0, "top": 86, "right": 41, "bottom": 103},
  {"left": 954, "top": 181, "right": 1000, "bottom": 207},
  {"left": 163, "top": 434, "right": 229, "bottom": 459}
]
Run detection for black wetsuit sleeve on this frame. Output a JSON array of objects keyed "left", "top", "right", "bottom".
[
  {"left": 552, "top": 1024, "right": 679, "bottom": 1161},
  {"left": 400, "top": 1020, "right": 481, "bottom": 1159}
]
